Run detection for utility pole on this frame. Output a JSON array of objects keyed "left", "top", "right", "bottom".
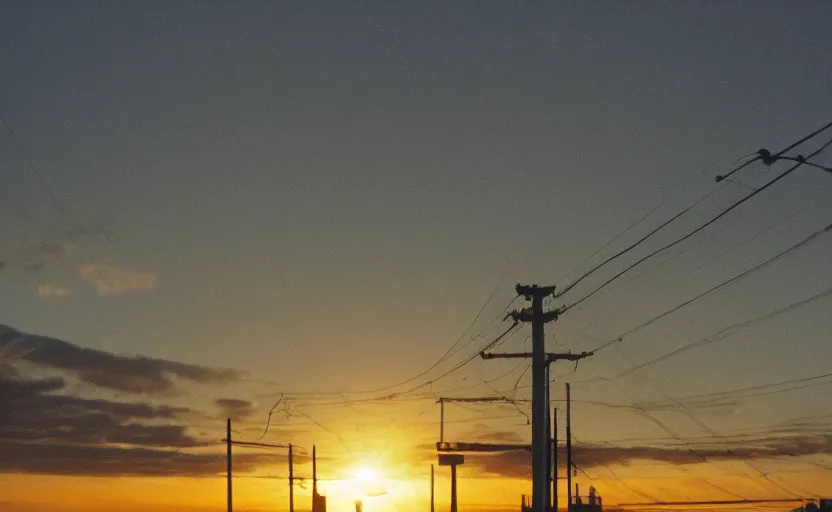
[
  {"left": 227, "top": 418, "right": 232, "bottom": 512},
  {"left": 439, "top": 398, "right": 445, "bottom": 443},
  {"left": 552, "top": 408, "right": 558, "bottom": 512},
  {"left": 312, "top": 445, "right": 317, "bottom": 512},
  {"left": 481, "top": 285, "right": 592, "bottom": 512},
  {"left": 289, "top": 443, "right": 294, "bottom": 512},
  {"left": 220, "top": 431, "right": 295, "bottom": 512},
  {"left": 430, "top": 464, "right": 435, "bottom": 512},
  {"left": 566, "top": 384, "right": 572, "bottom": 512},
  {"left": 511, "top": 284, "right": 558, "bottom": 512}
]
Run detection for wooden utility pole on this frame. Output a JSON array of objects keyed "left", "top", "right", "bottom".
[
  {"left": 552, "top": 408, "right": 558, "bottom": 512},
  {"left": 430, "top": 464, "right": 435, "bottom": 512},
  {"left": 288, "top": 443, "right": 294, "bottom": 512},
  {"left": 480, "top": 285, "right": 594, "bottom": 512},
  {"left": 220, "top": 430, "right": 294, "bottom": 512},
  {"left": 508, "top": 284, "right": 558, "bottom": 512},
  {"left": 439, "top": 398, "right": 445, "bottom": 443},
  {"left": 566, "top": 384, "right": 572, "bottom": 512},
  {"left": 227, "top": 418, "right": 232, "bottom": 512}
]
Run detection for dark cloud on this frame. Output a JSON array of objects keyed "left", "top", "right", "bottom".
[
  {"left": 21, "top": 242, "right": 67, "bottom": 272},
  {"left": 464, "top": 434, "right": 832, "bottom": 479},
  {"left": 0, "top": 375, "right": 274, "bottom": 477},
  {"left": 11, "top": 211, "right": 112, "bottom": 273},
  {"left": 0, "top": 441, "right": 271, "bottom": 477},
  {"left": 1, "top": 376, "right": 198, "bottom": 447},
  {"left": 0, "top": 324, "right": 244, "bottom": 394},
  {"left": 466, "top": 424, "right": 524, "bottom": 444},
  {"left": 215, "top": 398, "right": 255, "bottom": 420}
]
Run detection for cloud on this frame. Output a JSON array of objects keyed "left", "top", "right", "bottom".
[
  {"left": 215, "top": 398, "right": 256, "bottom": 420},
  {"left": 22, "top": 242, "right": 70, "bottom": 272},
  {"left": 78, "top": 264, "right": 157, "bottom": 295},
  {"left": 466, "top": 424, "right": 524, "bottom": 444},
  {"left": 462, "top": 433, "right": 832, "bottom": 479},
  {"left": 36, "top": 283, "right": 71, "bottom": 298},
  {"left": 1, "top": 376, "right": 200, "bottom": 447},
  {"left": 0, "top": 375, "right": 272, "bottom": 477},
  {"left": 0, "top": 441, "right": 272, "bottom": 477},
  {"left": 0, "top": 324, "right": 244, "bottom": 394}
]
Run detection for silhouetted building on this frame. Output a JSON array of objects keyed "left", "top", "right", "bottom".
[{"left": 572, "top": 485, "right": 603, "bottom": 512}]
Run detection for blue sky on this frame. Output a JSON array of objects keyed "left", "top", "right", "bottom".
[{"left": 1, "top": 2, "right": 831, "bottom": 510}]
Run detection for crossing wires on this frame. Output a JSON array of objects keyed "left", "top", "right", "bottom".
[
  {"left": 554, "top": 120, "right": 832, "bottom": 310},
  {"left": 559, "top": 132, "right": 832, "bottom": 313}
]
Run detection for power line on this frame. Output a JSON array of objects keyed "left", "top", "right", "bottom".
[
  {"left": 587, "top": 220, "right": 832, "bottom": 353},
  {"left": 555, "top": 188, "right": 723, "bottom": 300},
  {"left": 556, "top": 156, "right": 742, "bottom": 287},
  {"left": 560, "top": 137, "right": 832, "bottom": 313},
  {"left": 555, "top": 122, "right": 832, "bottom": 306},
  {"left": 615, "top": 285, "right": 832, "bottom": 378},
  {"left": 0, "top": 112, "right": 64, "bottom": 214},
  {"left": 716, "top": 119, "right": 832, "bottom": 182}
]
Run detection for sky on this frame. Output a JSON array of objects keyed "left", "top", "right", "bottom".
[{"left": 1, "top": 2, "right": 831, "bottom": 512}]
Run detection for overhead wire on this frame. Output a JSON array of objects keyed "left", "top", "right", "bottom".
[
  {"left": 587, "top": 220, "right": 832, "bottom": 354},
  {"left": 556, "top": 121, "right": 832, "bottom": 306},
  {"left": 615, "top": 285, "right": 832, "bottom": 379},
  {"left": 716, "top": 119, "right": 832, "bottom": 183},
  {"left": 560, "top": 137, "right": 832, "bottom": 313},
  {"left": 0, "top": 111, "right": 65, "bottom": 214},
  {"left": 555, "top": 155, "right": 738, "bottom": 286}
]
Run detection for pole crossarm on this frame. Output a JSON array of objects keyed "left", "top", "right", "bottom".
[
  {"left": 437, "top": 441, "right": 531, "bottom": 452},
  {"left": 438, "top": 396, "right": 515, "bottom": 403},
  {"left": 509, "top": 309, "right": 559, "bottom": 324},
  {"left": 221, "top": 439, "right": 301, "bottom": 451},
  {"left": 480, "top": 351, "right": 594, "bottom": 363},
  {"left": 516, "top": 284, "right": 557, "bottom": 298}
]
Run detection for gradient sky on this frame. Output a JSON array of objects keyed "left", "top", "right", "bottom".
[{"left": 1, "top": 2, "right": 831, "bottom": 512}]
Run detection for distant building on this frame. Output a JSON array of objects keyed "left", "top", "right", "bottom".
[
  {"left": 572, "top": 485, "right": 603, "bottom": 512},
  {"left": 791, "top": 499, "right": 831, "bottom": 512}
]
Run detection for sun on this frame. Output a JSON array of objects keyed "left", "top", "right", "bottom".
[{"left": 350, "top": 466, "right": 388, "bottom": 498}]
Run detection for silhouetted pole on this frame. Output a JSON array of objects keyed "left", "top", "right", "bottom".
[
  {"left": 227, "top": 418, "right": 232, "bottom": 512},
  {"left": 430, "top": 464, "right": 435, "bottom": 512},
  {"left": 566, "top": 384, "right": 572, "bottom": 512},
  {"left": 450, "top": 464, "right": 458, "bottom": 512},
  {"left": 439, "top": 399, "right": 445, "bottom": 443},
  {"left": 313, "top": 445, "right": 317, "bottom": 505},
  {"left": 553, "top": 408, "right": 558, "bottom": 512},
  {"left": 513, "top": 284, "right": 557, "bottom": 512},
  {"left": 288, "top": 443, "right": 294, "bottom": 512}
]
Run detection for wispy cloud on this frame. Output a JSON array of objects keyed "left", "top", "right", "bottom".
[
  {"left": 215, "top": 398, "right": 256, "bottom": 420},
  {"left": 0, "top": 353, "right": 270, "bottom": 478},
  {"left": 0, "top": 325, "right": 244, "bottom": 394},
  {"left": 22, "top": 242, "right": 71, "bottom": 272},
  {"left": 458, "top": 432, "right": 832, "bottom": 479},
  {"left": 78, "top": 264, "right": 157, "bottom": 295},
  {"left": 36, "top": 283, "right": 70, "bottom": 298}
]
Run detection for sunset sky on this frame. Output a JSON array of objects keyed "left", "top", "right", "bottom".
[{"left": 1, "top": 2, "right": 831, "bottom": 512}]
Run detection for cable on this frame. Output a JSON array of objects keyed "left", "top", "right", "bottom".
[
  {"left": 589, "top": 220, "right": 832, "bottom": 352},
  {"left": 557, "top": 123, "right": 832, "bottom": 305},
  {"left": 561, "top": 137, "right": 832, "bottom": 313},
  {"left": 716, "top": 119, "right": 832, "bottom": 182},
  {"left": 399, "top": 321, "right": 521, "bottom": 395},
  {"left": 256, "top": 393, "right": 284, "bottom": 441},
  {"left": 274, "top": 281, "right": 515, "bottom": 398},
  {"left": 555, "top": 189, "right": 722, "bottom": 299},
  {"left": 0, "top": 112, "right": 64, "bottom": 213},
  {"left": 556, "top": 156, "right": 739, "bottom": 287},
  {"left": 615, "top": 285, "right": 832, "bottom": 378},
  {"left": 582, "top": 360, "right": 749, "bottom": 500}
]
